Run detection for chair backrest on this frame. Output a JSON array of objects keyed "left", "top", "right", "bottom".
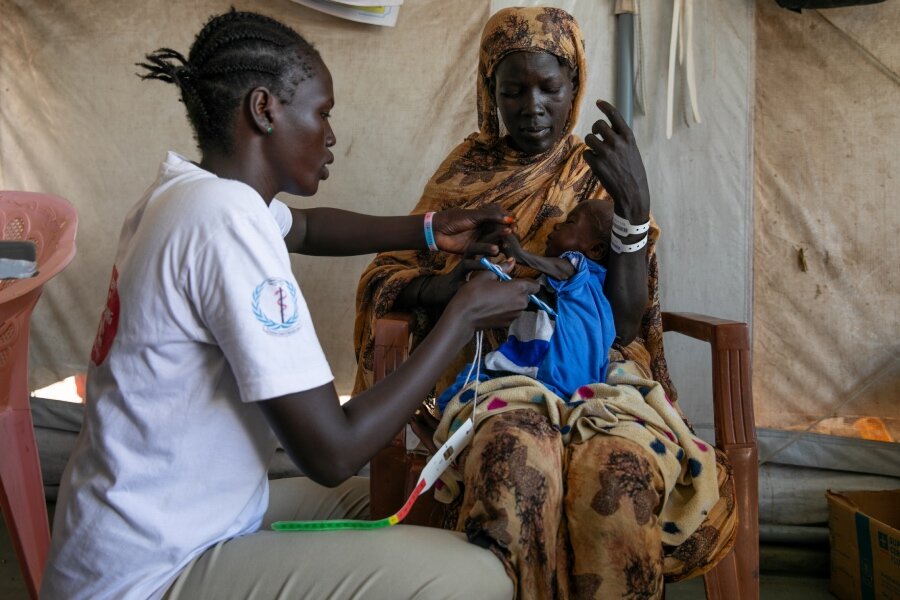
[
  {"left": 0, "top": 191, "right": 77, "bottom": 599},
  {"left": 0, "top": 191, "right": 78, "bottom": 413}
]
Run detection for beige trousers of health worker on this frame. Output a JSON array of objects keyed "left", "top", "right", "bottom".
[{"left": 164, "top": 477, "right": 513, "bottom": 600}]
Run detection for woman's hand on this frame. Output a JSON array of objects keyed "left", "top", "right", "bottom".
[
  {"left": 582, "top": 101, "right": 650, "bottom": 345},
  {"left": 419, "top": 253, "right": 515, "bottom": 307},
  {"left": 432, "top": 205, "right": 515, "bottom": 256},
  {"left": 582, "top": 100, "right": 650, "bottom": 222}
]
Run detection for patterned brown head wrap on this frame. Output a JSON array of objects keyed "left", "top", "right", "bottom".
[{"left": 475, "top": 7, "right": 588, "bottom": 145}]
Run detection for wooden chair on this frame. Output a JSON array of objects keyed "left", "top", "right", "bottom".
[
  {"left": 0, "top": 191, "right": 78, "bottom": 600},
  {"left": 370, "top": 310, "right": 758, "bottom": 600}
]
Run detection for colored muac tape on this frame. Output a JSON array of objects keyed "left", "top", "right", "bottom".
[{"left": 272, "top": 419, "right": 475, "bottom": 533}]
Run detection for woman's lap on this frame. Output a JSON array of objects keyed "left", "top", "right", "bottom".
[
  {"left": 456, "top": 409, "right": 737, "bottom": 598},
  {"left": 458, "top": 410, "right": 565, "bottom": 598},
  {"left": 457, "top": 411, "right": 666, "bottom": 599},
  {"left": 165, "top": 477, "right": 512, "bottom": 600},
  {"left": 662, "top": 449, "right": 738, "bottom": 582},
  {"left": 564, "top": 435, "right": 665, "bottom": 599}
]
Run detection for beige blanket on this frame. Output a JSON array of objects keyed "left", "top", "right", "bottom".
[{"left": 434, "top": 360, "right": 719, "bottom": 546}]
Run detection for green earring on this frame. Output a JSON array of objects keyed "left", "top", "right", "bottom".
[{"left": 266, "top": 125, "right": 273, "bottom": 135}]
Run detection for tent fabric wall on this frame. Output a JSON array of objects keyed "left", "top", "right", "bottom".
[
  {"left": 4, "top": 0, "right": 893, "bottom": 530},
  {"left": 1, "top": 0, "right": 755, "bottom": 420},
  {"left": 754, "top": 1, "right": 899, "bottom": 439},
  {"left": 0, "top": 0, "right": 489, "bottom": 393}
]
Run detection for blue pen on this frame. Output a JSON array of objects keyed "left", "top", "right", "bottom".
[{"left": 479, "top": 257, "right": 558, "bottom": 318}]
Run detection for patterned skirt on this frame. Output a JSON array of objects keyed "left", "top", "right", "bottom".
[{"left": 436, "top": 377, "right": 737, "bottom": 600}]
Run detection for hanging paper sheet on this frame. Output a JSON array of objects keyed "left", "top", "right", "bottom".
[{"left": 290, "top": 0, "right": 402, "bottom": 27}]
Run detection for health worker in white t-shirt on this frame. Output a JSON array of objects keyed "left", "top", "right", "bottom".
[{"left": 41, "top": 10, "right": 537, "bottom": 600}]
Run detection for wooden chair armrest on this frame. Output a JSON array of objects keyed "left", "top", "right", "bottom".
[
  {"left": 373, "top": 312, "right": 415, "bottom": 382},
  {"left": 662, "top": 312, "right": 749, "bottom": 351},
  {"left": 376, "top": 311, "right": 756, "bottom": 447},
  {"left": 370, "top": 312, "right": 415, "bottom": 519},
  {"left": 662, "top": 311, "right": 754, "bottom": 447}
]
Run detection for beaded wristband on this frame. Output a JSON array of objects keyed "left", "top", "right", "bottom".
[
  {"left": 611, "top": 232, "right": 649, "bottom": 254},
  {"left": 612, "top": 213, "right": 651, "bottom": 237},
  {"left": 423, "top": 212, "right": 439, "bottom": 251}
]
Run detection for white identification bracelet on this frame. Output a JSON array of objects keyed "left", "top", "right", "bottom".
[
  {"left": 612, "top": 213, "right": 651, "bottom": 237},
  {"left": 611, "top": 233, "right": 649, "bottom": 254}
]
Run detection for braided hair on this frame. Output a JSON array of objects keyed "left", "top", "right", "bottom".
[{"left": 137, "top": 9, "right": 320, "bottom": 154}]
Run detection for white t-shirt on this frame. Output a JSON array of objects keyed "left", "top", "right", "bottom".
[{"left": 41, "top": 152, "right": 333, "bottom": 600}]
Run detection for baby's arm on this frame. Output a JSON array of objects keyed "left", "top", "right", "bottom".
[{"left": 501, "top": 235, "right": 575, "bottom": 280}]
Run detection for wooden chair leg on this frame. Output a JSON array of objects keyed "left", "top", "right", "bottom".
[
  {"left": 663, "top": 313, "right": 759, "bottom": 600},
  {"left": 703, "top": 550, "right": 742, "bottom": 600},
  {"left": 700, "top": 433, "right": 760, "bottom": 600},
  {"left": 0, "top": 408, "right": 51, "bottom": 600},
  {"left": 722, "top": 443, "right": 760, "bottom": 599}
]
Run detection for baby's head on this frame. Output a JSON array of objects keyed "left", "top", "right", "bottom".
[{"left": 545, "top": 199, "right": 613, "bottom": 264}]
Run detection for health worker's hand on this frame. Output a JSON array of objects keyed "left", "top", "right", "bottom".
[
  {"left": 448, "top": 262, "right": 538, "bottom": 331},
  {"left": 432, "top": 205, "right": 516, "bottom": 256}
]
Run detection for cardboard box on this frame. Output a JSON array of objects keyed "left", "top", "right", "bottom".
[{"left": 827, "top": 489, "right": 900, "bottom": 600}]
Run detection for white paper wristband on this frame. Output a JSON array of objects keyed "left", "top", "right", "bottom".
[
  {"left": 611, "top": 232, "right": 649, "bottom": 254},
  {"left": 612, "top": 213, "right": 651, "bottom": 237}
]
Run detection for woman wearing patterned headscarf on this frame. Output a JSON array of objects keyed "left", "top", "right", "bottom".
[
  {"left": 354, "top": 7, "right": 669, "bottom": 396},
  {"left": 354, "top": 7, "right": 736, "bottom": 599}
]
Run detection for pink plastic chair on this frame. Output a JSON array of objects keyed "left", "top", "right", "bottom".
[{"left": 0, "top": 191, "right": 77, "bottom": 599}]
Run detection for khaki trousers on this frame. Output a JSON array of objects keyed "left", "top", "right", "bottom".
[{"left": 165, "top": 477, "right": 512, "bottom": 600}]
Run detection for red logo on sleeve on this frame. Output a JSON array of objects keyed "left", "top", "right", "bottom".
[{"left": 90, "top": 266, "right": 120, "bottom": 366}]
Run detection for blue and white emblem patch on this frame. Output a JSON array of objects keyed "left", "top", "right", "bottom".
[{"left": 252, "top": 278, "right": 300, "bottom": 334}]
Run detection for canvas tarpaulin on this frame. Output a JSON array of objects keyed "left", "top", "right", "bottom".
[
  {"left": 0, "top": 0, "right": 491, "bottom": 392},
  {"left": 754, "top": 1, "right": 899, "bottom": 445},
  {"left": 6, "top": 0, "right": 896, "bottom": 527},
  {"left": 1, "top": 0, "right": 755, "bottom": 423}
]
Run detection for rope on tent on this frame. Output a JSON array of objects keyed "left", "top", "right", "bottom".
[{"left": 666, "top": 0, "right": 701, "bottom": 139}]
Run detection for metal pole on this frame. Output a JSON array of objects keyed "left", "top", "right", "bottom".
[{"left": 615, "top": 12, "right": 635, "bottom": 128}]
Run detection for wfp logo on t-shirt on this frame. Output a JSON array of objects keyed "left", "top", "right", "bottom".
[{"left": 252, "top": 278, "right": 301, "bottom": 335}]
